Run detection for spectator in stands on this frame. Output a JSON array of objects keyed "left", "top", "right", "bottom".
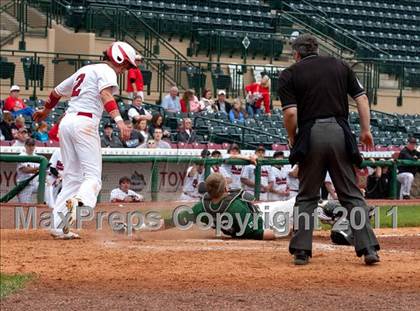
[
  {"left": 0, "top": 111, "right": 17, "bottom": 141},
  {"left": 148, "top": 114, "right": 170, "bottom": 138},
  {"left": 101, "top": 123, "right": 123, "bottom": 148},
  {"left": 33, "top": 121, "right": 49, "bottom": 143},
  {"left": 245, "top": 75, "right": 271, "bottom": 117},
  {"left": 127, "top": 95, "right": 152, "bottom": 122},
  {"left": 14, "top": 116, "right": 26, "bottom": 130},
  {"left": 229, "top": 98, "right": 248, "bottom": 124},
  {"left": 214, "top": 90, "right": 232, "bottom": 114},
  {"left": 222, "top": 143, "right": 257, "bottom": 191},
  {"left": 268, "top": 151, "right": 290, "bottom": 201},
  {"left": 177, "top": 118, "right": 197, "bottom": 143},
  {"left": 16, "top": 138, "right": 39, "bottom": 203},
  {"left": 110, "top": 176, "right": 144, "bottom": 203},
  {"left": 180, "top": 89, "right": 201, "bottom": 113},
  {"left": 397, "top": 137, "right": 420, "bottom": 199},
  {"left": 4, "top": 85, "right": 34, "bottom": 118},
  {"left": 134, "top": 119, "right": 149, "bottom": 142},
  {"left": 241, "top": 146, "right": 272, "bottom": 201},
  {"left": 199, "top": 89, "right": 217, "bottom": 112},
  {"left": 12, "top": 127, "right": 30, "bottom": 146},
  {"left": 139, "top": 128, "right": 171, "bottom": 149},
  {"left": 122, "top": 120, "right": 144, "bottom": 148},
  {"left": 126, "top": 55, "right": 144, "bottom": 104},
  {"left": 161, "top": 86, "right": 181, "bottom": 113}
]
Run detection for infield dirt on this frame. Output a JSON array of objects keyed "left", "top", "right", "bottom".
[{"left": 1, "top": 202, "right": 419, "bottom": 311}]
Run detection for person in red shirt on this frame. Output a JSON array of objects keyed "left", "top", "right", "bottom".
[
  {"left": 126, "top": 55, "right": 144, "bottom": 104},
  {"left": 180, "top": 89, "right": 201, "bottom": 113},
  {"left": 245, "top": 75, "right": 271, "bottom": 117},
  {"left": 4, "top": 85, "right": 34, "bottom": 118}
]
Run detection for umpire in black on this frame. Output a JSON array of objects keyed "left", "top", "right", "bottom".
[{"left": 278, "top": 34, "right": 380, "bottom": 265}]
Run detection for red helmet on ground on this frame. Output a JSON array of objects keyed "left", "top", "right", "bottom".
[{"left": 106, "top": 41, "right": 137, "bottom": 69}]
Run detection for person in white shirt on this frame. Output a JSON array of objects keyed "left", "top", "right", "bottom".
[
  {"left": 110, "top": 176, "right": 144, "bottom": 202},
  {"left": 199, "top": 89, "right": 217, "bottom": 112},
  {"left": 161, "top": 86, "right": 181, "bottom": 112},
  {"left": 222, "top": 143, "right": 257, "bottom": 191},
  {"left": 16, "top": 138, "right": 39, "bottom": 203},
  {"left": 33, "top": 41, "right": 135, "bottom": 239},
  {"left": 179, "top": 164, "right": 205, "bottom": 201},
  {"left": 268, "top": 151, "right": 291, "bottom": 201},
  {"left": 12, "top": 127, "right": 29, "bottom": 147},
  {"left": 138, "top": 128, "right": 171, "bottom": 149},
  {"left": 45, "top": 148, "right": 64, "bottom": 208},
  {"left": 240, "top": 146, "right": 272, "bottom": 201},
  {"left": 127, "top": 94, "right": 152, "bottom": 122},
  {"left": 209, "top": 150, "right": 231, "bottom": 183},
  {"left": 287, "top": 164, "right": 300, "bottom": 199}
]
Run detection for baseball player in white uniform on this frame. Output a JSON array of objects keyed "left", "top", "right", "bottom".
[
  {"left": 45, "top": 148, "right": 64, "bottom": 208},
  {"left": 240, "top": 146, "right": 272, "bottom": 201},
  {"left": 110, "top": 176, "right": 144, "bottom": 202},
  {"left": 268, "top": 151, "right": 291, "bottom": 201},
  {"left": 179, "top": 164, "right": 205, "bottom": 201},
  {"left": 16, "top": 138, "right": 39, "bottom": 203},
  {"left": 221, "top": 144, "right": 257, "bottom": 191},
  {"left": 34, "top": 41, "right": 135, "bottom": 239}
]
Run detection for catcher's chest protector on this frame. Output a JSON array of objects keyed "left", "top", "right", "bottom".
[{"left": 201, "top": 190, "right": 260, "bottom": 237}]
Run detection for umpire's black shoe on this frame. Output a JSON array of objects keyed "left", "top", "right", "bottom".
[
  {"left": 402, "top": 195, "right": 410, "bottom": 200},
  {"left": 364, "top": 248, "right": 380, "bottom": 265},
  {"left": 294, "top": 250, "right": 309, "bottom": 265}
]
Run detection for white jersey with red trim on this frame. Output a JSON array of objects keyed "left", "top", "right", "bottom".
[
  {"left": 222, "top": 164, "right": 243, "bottom": 190},
  {"left": 55, "top": 63, "right": 119, "bottom": 119},
  {"left": 269, "top": 166, "right": 289, "bottom": 201}
]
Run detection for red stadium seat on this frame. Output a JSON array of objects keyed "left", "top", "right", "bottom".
[
  {"left": 45, "top": 141, "right": 60, "bottom": 147},
  {"left": 222, "top": 143, "right": 231, "bottom": 150},
  {"left": 178, "top": 143, "right": 193, "bottom": 149},
  {"left": 207, "top": 143, "right": 222, "bottom": 150},
  {"left": 272, "top": 144, "right": 288, "bottom": 151},
  {"left": 170, "top": 143, "right": 178, "bottom": 149},
  {"left": 0, "top": 140, "right": 12, "bottom": 146},
  {"left": 192, "top": 143, "right": 206, "bottom": 149}
]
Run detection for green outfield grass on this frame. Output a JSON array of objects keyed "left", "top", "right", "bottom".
[
  {"left": 373, "top": 205, "right": 420, "bottom": 228},
  {"left": 0, "top": 273, "right": 34, "bottom": 299}
]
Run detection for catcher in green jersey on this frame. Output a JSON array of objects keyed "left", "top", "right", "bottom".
[{"left": 166, "top": 173, "right": 295, "bottom": 240}]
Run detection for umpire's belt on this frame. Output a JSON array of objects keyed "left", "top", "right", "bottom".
[{"left": 314, "top": 117, "right": 337, "bottom": 123}]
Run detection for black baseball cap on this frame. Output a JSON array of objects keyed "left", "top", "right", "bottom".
[
  {"left": 104, "top": 123, "right": 113, "bottom": 129},
  {"left": 408, "top": 137, "right": 417, "bottom": 144},
  {"left": 201, "top": 149, "right": 211, "bottom": 158},
  {"left": 25, "top": 138, "right": 36, "bottom": 146},
  {"left": 273, "top": 151, "right": 284, "bottom": 158},
  {"left": 256, "top": 145, "right": 265, "bottom": 152},
  {"left": 227, "top": 143, "right": 240, "bottom": 153}
]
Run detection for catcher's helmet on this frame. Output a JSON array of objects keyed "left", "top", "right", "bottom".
[{"left": 106, "top": 41, "right": 137, "bottom": 69}]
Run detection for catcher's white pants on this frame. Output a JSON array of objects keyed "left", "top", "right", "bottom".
[
  {"left": 52, "top": 113, "right": 102, "bottom": 232},
  {"left": 256, "top": 197, "right": 296, "bottom": 237},
  {"left": 397, "top": 172, "right": 414, "bottom": 199},
  {"left": 17, "top": 181, "right": 38, "bottom": 203}
]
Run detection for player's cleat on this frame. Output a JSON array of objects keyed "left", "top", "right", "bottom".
[
  {"left": 66, "top": 198, "right": 81, "bottom": 226},
  {"left": 50, "top": 230, "right": 80, "bottom": 240},
  {"left": 364, "top": 248, "right": 380, "bottom": 265},
  {"left": 293, "top": 250, "right": 309, "bottom": 265}
]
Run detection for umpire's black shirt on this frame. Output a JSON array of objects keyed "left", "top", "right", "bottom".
[{"left": 278, "top": 55, "right": 365, "bottom": 126}]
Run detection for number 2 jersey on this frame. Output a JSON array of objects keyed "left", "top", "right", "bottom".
[{"left": 54, "top": 63, "right": 119, "bottom": 118}]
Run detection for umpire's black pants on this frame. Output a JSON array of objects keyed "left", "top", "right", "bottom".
[{"left": 289, "top": 118, "right": 380, "bottom": 257}]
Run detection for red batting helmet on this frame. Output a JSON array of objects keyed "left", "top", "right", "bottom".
[{"left": 106, "top": 41, "right": 137, "bottom": 69}]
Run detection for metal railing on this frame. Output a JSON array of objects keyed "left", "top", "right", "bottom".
[{"left": 1, "top": 154, "right": 416, "bottom": 202}]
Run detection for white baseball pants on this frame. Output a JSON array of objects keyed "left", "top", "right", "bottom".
[
  {"left": 17, "top": 181, "right": 38, "bottom": 203},
  {"left": 52, "top": 113, "right": 102, "bottom": 232},
  {"left": 397, "top": 172, "right": 414, "bottom": 199}
]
